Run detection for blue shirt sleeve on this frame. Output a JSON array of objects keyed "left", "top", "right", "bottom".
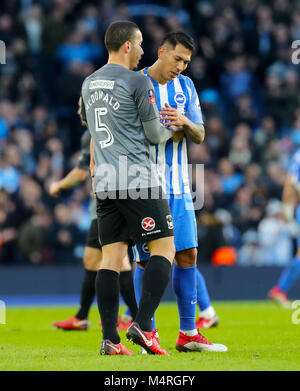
[
  {"left": 289, "top": 152, "right": 300, "bottom": 175},
  {"left": 185, "top": 78, "right": 204, "bottom": 125},
  {"left": 288, "top": 151, "right": 300, "bottom": 186}
]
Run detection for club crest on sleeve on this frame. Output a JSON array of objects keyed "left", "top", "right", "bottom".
[
  {"left": 141, "top": 217, "right": 156, "bottom": 231},
  {"left": 166, "top": 215, "right": 174, "bottom": 229},
  {"left": 148, "top": 89, "right": 156, "bottom": 103},
  {"left": 148, "top": 89, "right": 154, "bottom": 97}
]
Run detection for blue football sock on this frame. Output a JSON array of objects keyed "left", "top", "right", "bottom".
[
  {"left": 172, "top": 264, "right": 196, "bottom": 331},
  {"left": 133, "top": 264, "right": 156, "bottom": 330},
  {"left": 278, "top": 257, "right": 300, "bottom": 293},
  {"left": 196, "top": 268, "right": 211, "bottom": 311}
]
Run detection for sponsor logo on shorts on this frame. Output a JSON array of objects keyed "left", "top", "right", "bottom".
[
  {"left": 89, "top": 80, "right": 115, "bottom": 90},
  {"left": 141, "top": 229, "right": 161, "bottom": 237},
  {"left": 141, "top": 217, "right": 156, "bottom": 231},
  {"left": 174, "top": 92, "right": 186, "bottom": 105},
  {"left": 166, "top": 215, "right": 174, "bottom": 229}
]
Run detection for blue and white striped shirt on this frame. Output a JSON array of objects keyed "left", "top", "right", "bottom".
[{"left": 139, "top": 67, "right": 204, "bottom": 194}]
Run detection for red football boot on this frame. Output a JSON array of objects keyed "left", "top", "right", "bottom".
[
  {"left": 99, "top": 315, "right": 133, "bottom": 330},
  {"left": 196, "top": 314, "right": 220, "bottom": 329},
  {"left": 117, "top": 315, "right": 133, "bottom": 331},
  {"left": 100, "top": 339, "right": 134, "bottom": 355},
  {"left": 126, "top": 322, "right": 168, "bottom": 355},
  {"left": 268, "top": 286, "right": 291, "bottom": 308},
  {"left": 53, "top": 316, "right": 89, "bottom": 331},
  {"left": 176, "top": 331, "right": 227, "bottom": 352}
]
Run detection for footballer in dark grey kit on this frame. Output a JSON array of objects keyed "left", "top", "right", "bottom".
[
  {"left": 81, "top": 21, "right": 177, "bottom": 355},
  {"left": 50, "top": 98, "right": 137, "bottom": 332}
]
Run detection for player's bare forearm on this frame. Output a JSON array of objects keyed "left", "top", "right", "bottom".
[
  {"left": 49, "top": 168, "right": 88, "bottom": 196},
  {"left": 160, "top": 104, "right": 205, "bottom": 144},
  {"left": 59, "top": 168, "right": 88, "bottom": 189},
  {"left": 182, "top": 121, "right": 205, "bottom": 144},
  {"left": 282, "top": 175, "right": 297, "bottom": 221},
  {"left": 283, "top": 175, "right": 297, "bottom": 205}
]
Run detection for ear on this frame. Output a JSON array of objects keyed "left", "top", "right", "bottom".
[
  {"left": 123, "top": 40, "right": 131, "bottom": 53},
  {"left": 158, "top": 46, "right": 165, "bottom": 58}
]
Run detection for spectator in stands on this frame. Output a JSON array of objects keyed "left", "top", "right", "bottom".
[{"left": 258, "top": 199, "right": 298, "bottom": 266}]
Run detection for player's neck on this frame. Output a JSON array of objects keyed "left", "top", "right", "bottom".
[
  {"left": 107, "top": 54, "right": 130, "bottom": 69},
  {"left": 147, "top": 62, "right": 168, "bottom": 85}
]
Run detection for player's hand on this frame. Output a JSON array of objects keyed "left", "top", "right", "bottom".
[
  {"left": 160, "top": 103, "right": 188, "bottom": 127},
  {"left": 49, "top": 182, "right": 61, "bottom": 197}
]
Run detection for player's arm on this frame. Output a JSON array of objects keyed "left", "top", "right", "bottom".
[
  {"left": 160, "top": 79, "right": 205, "bottom": 144},
  {"left": 49, "top": 167, "right": 88, "bottom": 197},
  {"left": 142, "top": 118, "right": 174, "bottom": 144},
  {"left": 90, "top": 137, "right": 95, "bottom": 194},
  {"left": 78, "top": 96, "right": 87, "bottom": 127},
  {"left": 282, "top": 174, "right": 298, "bottom": 222},
  {"left": 160, "top": 103, "right": 205, "bottom": 144},
  {"left": 49, "top": 128, "right": 91, "bottom": 197},
  {"left": 135, "top": 76, "right": 174, "bottom": 144}
]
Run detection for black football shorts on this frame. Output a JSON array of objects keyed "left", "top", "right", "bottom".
[
  {"left": 96, "top": 187, "right": 174, "bottom": 246},
  {"left": 86, "top": 218, "right": 101, "bottom": 249}
]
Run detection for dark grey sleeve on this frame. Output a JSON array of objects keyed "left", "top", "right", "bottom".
[
  {"left": 134, "top": 76, "right": 159, "bottom": 122},
  {"left": 80, "top": 93, "right": 87, "bottom": 124},
  {"left": 76, "top": 130, "right": 90, "bottom": 171},
  {"left": 142, "top": 119, "right": 173, "bottom": 144}
]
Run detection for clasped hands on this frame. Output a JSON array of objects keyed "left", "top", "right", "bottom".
[{"left": 160, "top": 103, "right": 187, "bottom": 142}]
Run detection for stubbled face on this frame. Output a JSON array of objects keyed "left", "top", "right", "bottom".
[
  {"left": 159, "top": 43, "right": 192, "bottom": 81},
  {"left": 129, "top": 29, "right": 144, "bottom": 70}
]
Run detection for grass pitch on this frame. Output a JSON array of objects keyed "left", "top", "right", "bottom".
[{"left": 0, "top": 301, "right": 299, "bottom": 371}]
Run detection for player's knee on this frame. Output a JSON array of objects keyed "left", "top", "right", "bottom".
[
  {"left": 176, "top": 248, "right": 197, "bottom": 268},
  {"left": 120, "top": 254, "right": 131, "bottom": 272},
  {"left": 148, "top": 237, "right": 175, "bottom": 263},
  {"left": 83, "top": 248, "right": 101, "bottom": 271}
]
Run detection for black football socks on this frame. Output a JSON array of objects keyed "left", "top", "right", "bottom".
[
  {"left": 76, "top": 270, "right": 97, "bottom": 320},
  {"left": 119, "top": 270, "right": 138, "bottom": 319},
  {"left": 134, "top": 256, "right": 171, "bottom": 332},
  {"left": 96, "top": 269, "right": 120, "bottom": 344}
]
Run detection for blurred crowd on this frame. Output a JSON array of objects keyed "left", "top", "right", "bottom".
[{"left": 0, "top": 0, "right": 300, "bottom": 266}]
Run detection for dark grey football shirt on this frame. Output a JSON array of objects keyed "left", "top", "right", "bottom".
[
  {"left": 81, "top": 64, "right": 164, "bottom": 193},
  {"left": 76, "top": 129, "right": 97, "bottom": 220}
]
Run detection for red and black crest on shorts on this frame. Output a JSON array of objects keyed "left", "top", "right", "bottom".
[
  {"left": 141, "top": 217, "right": 156, "bottom": 231},
  {"left": 166, "top": 215, "right": 174, "bottom": 229}
]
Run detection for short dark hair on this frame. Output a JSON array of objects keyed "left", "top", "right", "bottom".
[
  {"left": 161, "top": 32, "right": 195, "bottom": 54},
  {"left": 104, "top": 21, "right": 140, "bottom": 52}
]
